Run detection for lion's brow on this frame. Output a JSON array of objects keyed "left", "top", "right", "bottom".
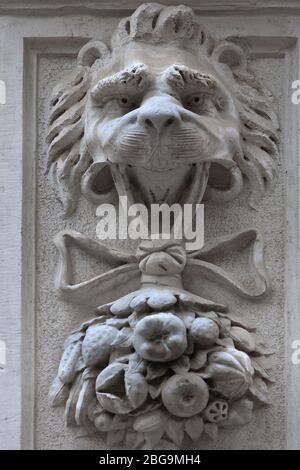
[
  {"left": 165, "top": 65, "right": 218, "bottom": 94},
  {"left": 90, "top": 64, "right": 151, "bottom": 103}
]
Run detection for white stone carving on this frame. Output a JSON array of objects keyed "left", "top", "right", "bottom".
[
  {"left": 46, "top": 3, "right": 279, "bottom": 449},
  {"left": 46, "top": 2, "right": 279, "bottom": 216},
  {"left": 48, "top": 231, "right": 274, "bottom": 448}
]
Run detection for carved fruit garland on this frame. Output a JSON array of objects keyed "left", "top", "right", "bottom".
[{"left": 49, "top": 239, "right": 274, "bottom": 449}]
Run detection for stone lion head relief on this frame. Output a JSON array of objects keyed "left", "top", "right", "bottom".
[
  {"left": 46, "top": 4, "right": 281, "bottom": 448},
  {"left": 46, "top": 2, "right": 279, "bottom": 216}
]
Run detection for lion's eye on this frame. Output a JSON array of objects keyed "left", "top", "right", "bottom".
[
  {"left": 193, "top": 96, "right": 203, "bottom": 104},
  {"left": 184, "top": 94, "right": 220, "bottom": 116},
  {"left": 118, "top": 96, "right": 138, "bottom": 113}
]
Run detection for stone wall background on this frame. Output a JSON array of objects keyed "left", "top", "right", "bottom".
[{"left": 35, "top": 45, "right": 286, "bottom": 449}]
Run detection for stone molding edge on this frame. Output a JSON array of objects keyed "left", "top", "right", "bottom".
[
  {"left": 2, "top": 1, "right": 300, "bottom": 16},
  {"left": 21, "top": 38, "right": 89, "bottom": 450},
  {"left": 21, "top": 34, "right": 299, "bottom": 449}
]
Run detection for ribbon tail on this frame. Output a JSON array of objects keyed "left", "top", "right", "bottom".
[
  {"left": 187, "top": 229, "right": 269, "bottom": 299},
  {"left": 54, "top": 229, "right": 139, "bottom": 307},
  {"left": 54, "top": 229, "right": 136, "bottom": 265}
]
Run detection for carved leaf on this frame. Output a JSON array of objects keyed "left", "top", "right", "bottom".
[
  {"left": 219, "top": 312, "right": 256, "bottom": 332},
  {"left": 254, "top": 354, "right": 275, "bottom": 369},
  {"left": 110, "top": 414, "right": 131, "bottom": 431},
  {"left": 253, "top": 334, "right": 275, "bottom": 355},
  {"left": 75, "top": 356, "right": 86, "bottom": 373},
  {"left": 128, "top": 352, "right": 146, "bottom": 374},
  {"left": 147, "top": 292, "right": 177, "bottom": 310},
  {"left": 125, "top": 371, "right": 148, "bottom": 409},
  {"left": 148, "top": 376, "right": 168, "bottom": 400},
  {"left": 65, "top": 374, "right": 83, "bottom": 426},
  {"left": 130, "top": 400, "right": 161, "bottom": 417},
  {"left": 87, "top": 398, "right": 103, "bottom": 422},
  {"left": 133, "top": 409, "right": 169, "bottom": 433},
  {"left": 125, "top": 431, "right": 144, "bottom": 449},
  {"left": 109, "top": 349, "right": 131, "bottom": 365},
  {"left": 249, "top": 377, "right": 271, "bottom": 405},
  {"left": 110, "top": 293, "right": 136, "bottom": 317},
  {"left": 217, "top": 317, "right": 231, "bottom": 336},
  {"left": 230, "top": 327, "right": 256, "bottom": 353},
  {"left": 111, "top": 327, "right": 133, "bottom": 348},
  {"left": 75, "top": 376, "right": 96, "bottom": 426},
  {"left": 80, "top": 315, "right": 108, "bottom": 331},
  {"left": 64, "top": 331, "right": 85, "bottom": 349},
  {"left": 170, "top": 355, "right": 190, "bottom": 374},
  {"left": 251, "top": 358, "right": 274, "bottom": 382},
  {"left": 48, "top": 376, "right": 70, "bottom": 408},
  {"left": 185, "top": 416, "right": 204, "bottom": 441},
  {"left": 128, "top": 312, "right": 139, "bottom": 329},
  {"left": 166, "top": 419, "right": 185, "bottom": 446},
  {"left": 190, "top": 350, "right": 207, "bottom": 371},
  {"left": 204, "top": 423, "right": 218, "bottom": 441},
  {"left": 220, "top": 398, "right": 253, "bottom": 428},
  {"left": 146, "top": 363, "right": 168, "bottom": 381},
  {"left": 97, "top": 393, "right": 133, "bottom": 415},
  {"left": 216, "top": 337, "right": 235, "bottom": 348},
  {"left": 130, "top": 293, "right": 148, "bottom": 313},
  {"left": 143, "top": 427, "right": 166, "bottom": 449},
  {"left": 82, "top": 366, "right": 99, "bottom": 380},
  {"left": 58, "top": 340, "right": 82, "bottom": 383},
  {"left": 105, "top": 317, "right": 129, "bottom": 329},
  {"left": 107, "top": 429, "right": 126, "bottom": 448}
]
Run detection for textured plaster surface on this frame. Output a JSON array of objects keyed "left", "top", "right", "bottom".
[{"left": 34, "top": 50, "right": 286, "bottom": 449}]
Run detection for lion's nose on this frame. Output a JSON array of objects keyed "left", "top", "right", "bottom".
[{"left": 137, "top": 98, "right": 181, "bottom": 133}]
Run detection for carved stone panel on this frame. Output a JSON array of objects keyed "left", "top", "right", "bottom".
[
  {"left": 2, "top": 0, "right": 300, "bottom": 451},
  {"left": 33, "top": 3, "right": 286, "bottom": 450}
]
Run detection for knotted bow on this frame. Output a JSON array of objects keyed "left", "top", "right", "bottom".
[{"left": 54, "top": 228, "right": 269, "bottom": 309}]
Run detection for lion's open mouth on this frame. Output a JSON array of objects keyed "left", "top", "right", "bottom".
[{"left": 126, "top": 163, "right": 196, "bottom": 205}]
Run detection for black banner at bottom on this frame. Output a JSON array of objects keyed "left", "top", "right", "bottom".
[{"left": 0, "top": 449, "right": 291, "bottom": 467}]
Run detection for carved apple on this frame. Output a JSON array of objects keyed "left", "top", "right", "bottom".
[
  {"left": 162, "top": 372, "right": 209, "bottom": 417},
  {"left": 132, "top": 312, "right": 187, "bottom": 362},
  {"left": 190, "top": 317, "right": 220, "bottom": 347}
]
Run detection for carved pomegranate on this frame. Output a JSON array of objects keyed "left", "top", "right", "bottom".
[
  {"left": 132, "top": 312, "right": 187, "bottom": 362},
  {"left": 162, "top": 372, "right": 209, "bottom": 417}
]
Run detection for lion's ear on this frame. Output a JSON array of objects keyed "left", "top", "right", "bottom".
[
  {"left": 46, "top": 41, "right": 111, "bottom": 218},
  {"left": 77, "top": 40, "right": 111, "bottom": 67},
  {"left": 212, "top": 42, "right": 247, "bottom": 72}
]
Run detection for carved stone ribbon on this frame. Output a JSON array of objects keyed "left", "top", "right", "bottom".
[
  {"left": 54, "top": 228, "right": 269, "bottom": 307},
  {"left": 49, "top": 230, "right": 274, "bottom": 449}
]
